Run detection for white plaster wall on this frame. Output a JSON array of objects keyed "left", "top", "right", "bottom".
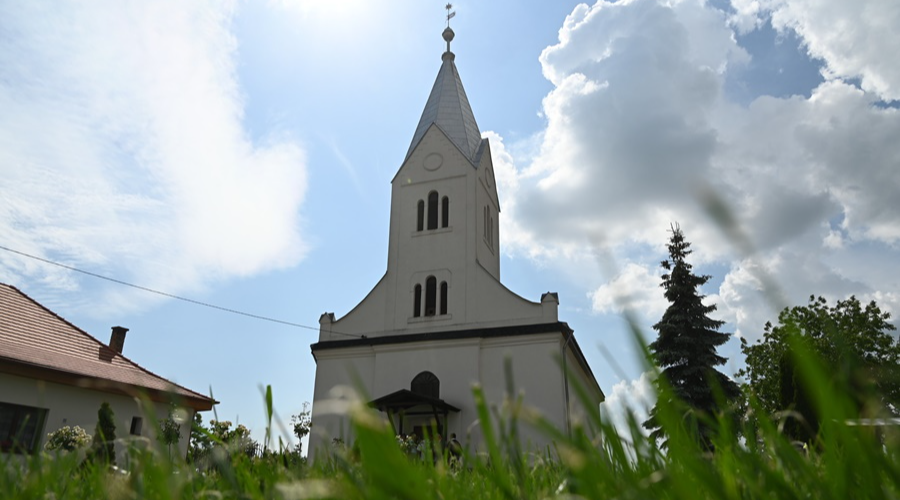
[
  {"left": 474, "top": 144, "right": 500, "bottom": 281},
  {"left": 478, "top": 334, "right": 567, "bottom": 451},
  {"left": 308, "top": 333, "right": 585, "bottom": 458},
  {"left": 307, "top": 349, "right": 375, "bottom": 458},
  {"left": 563, "top": 346, "right": 604, "bottom": 427},
  {"left": 0, "top": 373, "right": 194, "bottom": 462},
  {"left": 319, "top": 276, "right": 388, "bottom": 342}
]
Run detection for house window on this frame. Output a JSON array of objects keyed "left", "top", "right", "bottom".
[
  {"left": 413, "top": 284, "right": 422, "bottom": 317},
  {"left": 441, "top": 196, "right": 449, "bottom": 228},
  {"left": 130, "top": 416, "right": 143, "bottom": 436},
  {"left": 416, "top": 200, "right": 425, "bottom": 232},
  {"left": 0, "top": 402, "right": 47, "bottom": 454},
  {"left": 427, "top": 191, "right": 439, "bottom": 230},
  {"left": 411, "top": 371, "right": 440, "bottom": 399},
  {"left": 440, "top": 281, "right": 448, "bottom": 315},
  {"left": 425, "top": 276, "right": 437, "bottom": 316}
]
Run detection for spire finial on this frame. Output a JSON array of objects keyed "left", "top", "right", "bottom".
[
  {"left": 446, "top": 3, "right": 455, "bottom": 27},
  {"left": 443, "top": 4, "right": 456, "bottom": 54}
]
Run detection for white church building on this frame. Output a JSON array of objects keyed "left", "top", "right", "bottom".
[{"left": 308, "top": 25, "right": 603, "bottom": 457}]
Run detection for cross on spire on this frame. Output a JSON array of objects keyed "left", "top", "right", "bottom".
[
  {"left": 446, "top": 4, "right": 455, "bottom": 27},
  {"left": 443, "top": 4, "right": 456, "bottom": 54}
]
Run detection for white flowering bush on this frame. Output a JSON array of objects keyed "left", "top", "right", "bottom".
[
  {"left": 44, "top": 425, "right": 92, "bottom": 452},
  {"left": 396, "top": 434, "right": 418, "bottom": 455}
]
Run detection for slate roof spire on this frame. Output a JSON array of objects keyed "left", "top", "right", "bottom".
[{"left": 405, "top": 22, "right": 482, "bottom": 164}]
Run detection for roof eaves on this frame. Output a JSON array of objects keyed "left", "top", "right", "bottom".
[{"left": 1, "top": 283, "right": 215, "bottom": 405}]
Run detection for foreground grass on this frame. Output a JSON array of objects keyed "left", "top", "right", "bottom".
[{"left": 3, "top": 372, "right": 899, "bottom": 500}]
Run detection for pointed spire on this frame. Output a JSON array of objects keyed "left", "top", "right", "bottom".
[{"left": 405, "top": 19, "right": 482, "bottom": 165}]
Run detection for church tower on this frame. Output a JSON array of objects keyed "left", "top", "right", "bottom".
[{"left": 309, "top": 22, "right": 603, "bottom": 457}]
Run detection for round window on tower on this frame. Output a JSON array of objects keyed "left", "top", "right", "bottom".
[{"left": 424, "top": 153, "right": 443, "bottom": 171}]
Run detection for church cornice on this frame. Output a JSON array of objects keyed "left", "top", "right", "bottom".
[{"left": 310, "top": 321, "right": 602, "bottom": 397}]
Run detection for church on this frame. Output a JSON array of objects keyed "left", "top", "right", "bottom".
[{"left": 308, "top": 24, "right": 604, "bottom": 457}]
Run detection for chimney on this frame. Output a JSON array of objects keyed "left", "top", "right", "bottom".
[{"left": 109, "top": 326, "right": 129, "bottom": 354}]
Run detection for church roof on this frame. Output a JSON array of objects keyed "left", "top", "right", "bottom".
[{"left": 405, "top": 37, "right": 482, "bottom": 165}]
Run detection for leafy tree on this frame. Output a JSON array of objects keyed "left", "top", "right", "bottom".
[
  {"left": 644, "top": 225, "right": 740, "bottom": 448},
  {"left": 739, "top": 295, "right": 899, "bottom": 441},
  {"left": 187, "top": 415, "right": 259, "bottom": 464},
  {"left": 188, "top": 412, "right": 213, "bottom": 463},
  {"left": 291, "top": 403, "right": 312, "bottom": 455},
  {"left": 91, "top": 402, "right": 117, "bottom": 465},
  {"left": 157, "top": 405, "right": 183, "bottom": 459}
]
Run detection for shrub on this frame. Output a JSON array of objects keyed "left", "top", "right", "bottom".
[{"left": 44, "top": 425, "right": 91, "bottom": 452}]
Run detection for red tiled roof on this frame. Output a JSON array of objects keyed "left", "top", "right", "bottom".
[{"left": 0, "top": 283, "right": 215, "bottom": 409}]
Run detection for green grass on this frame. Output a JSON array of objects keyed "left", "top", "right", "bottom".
[{"left": 3, "top": 363, "right": 899, "bottom": 500}]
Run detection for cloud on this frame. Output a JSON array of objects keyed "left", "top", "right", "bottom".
[
  {"left": 599, "top": 371, "right": 655, "bottom": 439},
  {"left": 590, "top": 263, "right": 668, "bottom": 321},
  {"left": 0, "top": 1, "right": 308, "bottom": 314},
  {"left": 734, "top": 0, "right": 900, "bottom": 101},
  {"left": 494, "top": 0, "right": 900, "bottom": 343}
]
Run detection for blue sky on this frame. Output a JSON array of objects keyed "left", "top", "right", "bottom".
[{"left": 2, "top": 0, "right": 899, "bottom": 446}]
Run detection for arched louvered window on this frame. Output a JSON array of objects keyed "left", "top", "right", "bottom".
[
  {"left": 427, "top": 191, "right": 439, "bottom": 230},
  {"left": 483, "top": 206, "right": 488, "bottom": 239},
  {"left": 489, "top": 215, "right": 493, "bottom": 247},
  {"left": 425, "top": 276, "right": 437, "bottom": 316},
  {"left": 441, "top": 196, "right": 449, "bottom": 228},
  {"left": 440, "top": 281, "right": 448, "bottom": 315},
  {"left": 417, "top": 200, "right": 424, "bottom": 232},
  {"left": 413, "top": 284, "right": 422, "bottom": 317},
  {"left": 411, "top": 371, "right": 439, "bottom": 399}
]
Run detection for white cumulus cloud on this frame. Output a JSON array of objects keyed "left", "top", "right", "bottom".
[
  {"left": 735, "top": 0, "right": 900, "bottom": 100},
  {"left": 495, "top": 0, "right": 900, "bottom": 343},
  {"left": 599, "top": 371, "right": 656, "bottom": 439},
  {"left": 590, "top": 263, "right": 668, "bottom": 320},
  {"left": 0, "top": 1, "right": 308, "bottom": 314}
]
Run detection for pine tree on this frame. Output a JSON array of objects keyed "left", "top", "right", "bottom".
[{"left": 644, "top": 225, "right": 739, "bottom": 448}]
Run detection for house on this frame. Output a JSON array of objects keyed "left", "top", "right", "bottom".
[
  {"left": 0, "top": 282, "right": 215, "bottom": 459},
  {"left": 308, "top": 26, "right": 604, "bottom": 457}
]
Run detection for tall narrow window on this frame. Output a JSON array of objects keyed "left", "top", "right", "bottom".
[
  {"left": 441, "top": 196, "right": 449, "bottom": 228},
  {"left": 417, "top": 200, "right": 424, "bottom": 232},
  {"left": 483, "top": 206, "right": 488, "bottom": 239},
  {"left": 413, "top": 284, "right": 422, "bottom": 317},
  {"left": 427, "top": 191, "right": 438, "bottom": 230},
  {"left": 440, "top": 281, "right": 448, "bottom": 315},
  {"left": 425, "top": 276, "right": 437, "bottom": 316}
]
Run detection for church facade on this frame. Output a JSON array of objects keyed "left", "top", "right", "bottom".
[{"left": 308, "top": 26, "right": 603, "bottom": 457}]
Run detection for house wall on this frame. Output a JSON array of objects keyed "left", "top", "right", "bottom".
[
  {"left": 0, "top": 372, "right": 194, "bottom": 462},
  {"left": 308, "top": 332, "right": 581, "bottom": 459}
]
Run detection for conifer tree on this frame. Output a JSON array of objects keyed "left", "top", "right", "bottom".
[
  {"left": 91, "top": 402, "right": 117, "bottom": 466},
  {"left": 644, "top": 225, "right": 739, "bottom": 448}
]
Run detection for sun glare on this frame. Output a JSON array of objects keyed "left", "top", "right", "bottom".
[{"left": 272, "top": 0, "right": 373, "bottom": 21}]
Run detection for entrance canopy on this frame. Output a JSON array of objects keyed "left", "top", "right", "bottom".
[
  {"left": 369, "top": 389, "right": 460, "bottom": 414},
  {"left": 369, "top": 389, "right": 460, "bottom": 438}
]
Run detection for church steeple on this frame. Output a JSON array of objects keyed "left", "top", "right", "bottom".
[{"left": 405, "top": 24, "right": 482, "bottom": 164}]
